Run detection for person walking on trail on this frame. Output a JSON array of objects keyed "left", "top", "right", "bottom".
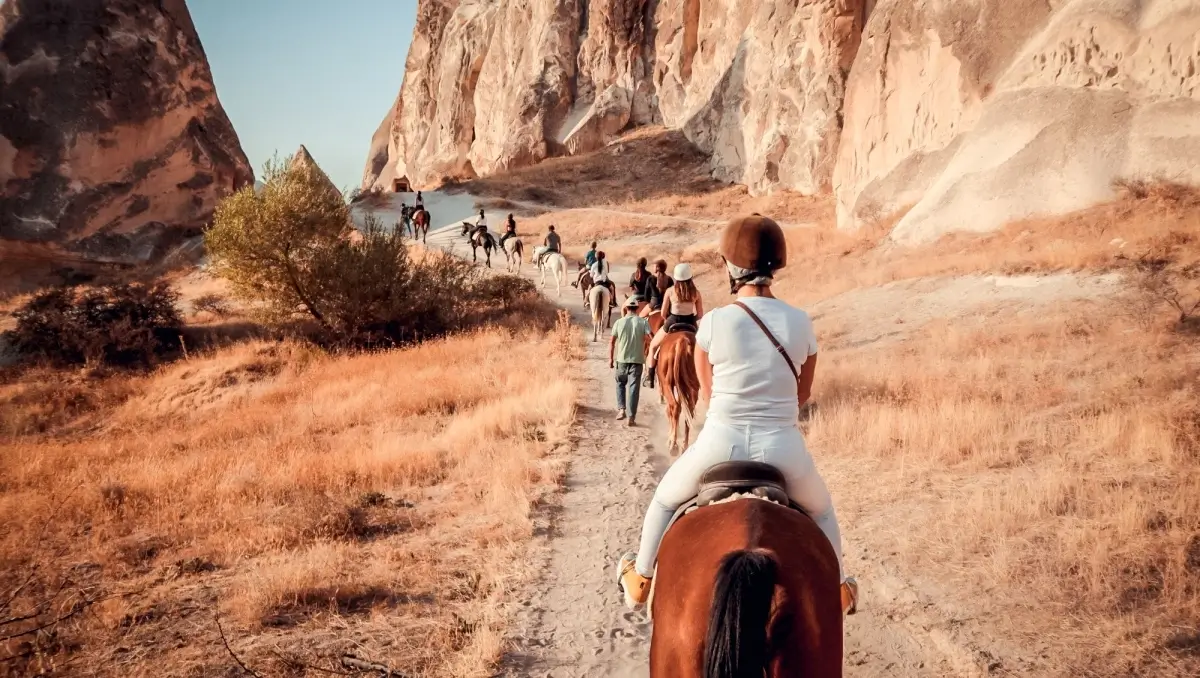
[
  {"left": 643, "top": 262, "right": 703, "bottom": 389},
  {"left": 610, "top": 296, "right": 651, "bottom": 426},
  {"left": 646, "top": 259, "right": 673, "bottom": 313},
  {"left": 616, "top": 213, "right": 858, "bottom": 616},
  {"left": 498, "top": 213, "right": 517, "bottom": 249},
  {"left": 590, "top": 251, "right": 618, "bottom": 308},
  {"left": 538, "top": 224, "right": 562, "bottom": 267}
]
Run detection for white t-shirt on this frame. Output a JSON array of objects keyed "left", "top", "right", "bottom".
[
  {"left": 590, "top": 259, "right": 610, "bottom": 283},
  {"left": 696, "top": 297, "right": 818, "bottom": 425}
]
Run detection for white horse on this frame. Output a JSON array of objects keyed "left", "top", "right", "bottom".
[
  {"left": 532, "top": 246, "right": 567, "bottom": 297},
  {"left": 588, "top": 283, "right": 612, "bottom": 342},
  {"left": 504, "top": 238, "right": 524, "bottom": 274}
]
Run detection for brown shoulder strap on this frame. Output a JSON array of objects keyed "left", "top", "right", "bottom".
[{"left": 733, "top": 301, "right": 798, "bottom": 380}]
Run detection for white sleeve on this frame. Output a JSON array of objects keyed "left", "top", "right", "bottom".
[
  {"left": 802, "top": 314, "right": 818, "bottom": 356},
  {"left": 696, "top": 311, "right": 715, "bottom": 352}
]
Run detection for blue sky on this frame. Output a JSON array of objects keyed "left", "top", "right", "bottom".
[{"left": 191, "top": 0, "right": 416, "bottom": 191}]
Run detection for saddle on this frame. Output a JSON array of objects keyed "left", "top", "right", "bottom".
[
  {"left": 667, "top": 322, "right": 697, "bottom": 334},
  {"left": 663, "top": 462, "right": 799, "bottom": 537}
]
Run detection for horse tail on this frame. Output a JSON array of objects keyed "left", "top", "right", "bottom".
[
  {"left": 703, "top": 549, "right": 778, "bottom": 678},
  {"left": 674, "top": 334, "right": 700, "bottom": 419}
]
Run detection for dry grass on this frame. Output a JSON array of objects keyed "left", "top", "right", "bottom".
[
  {"left": 810, "top": 304, "right": 1200, "bottom": 675},
  {"left": 0, "top": 311, "right": 580, "bottom": 676}
]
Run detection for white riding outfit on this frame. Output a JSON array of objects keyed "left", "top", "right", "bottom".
[
  {"left": 590, "top": 259, "right": 611, "bottom": 284},
  {"left": 633, "top": 295, "right": 844, "bottom": 579}
]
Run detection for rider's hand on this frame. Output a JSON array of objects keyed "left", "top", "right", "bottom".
[{"left": 609, "top": 360, "right": 614, "bottom": 369}]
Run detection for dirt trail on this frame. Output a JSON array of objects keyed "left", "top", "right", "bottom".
[{"left": 425, "top": 206, "right": 1003, "bottom": 677}]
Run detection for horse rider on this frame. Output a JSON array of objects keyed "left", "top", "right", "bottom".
[
  {"left": 628, "top": 257, "right": 654, "bottom": 314},
  {"left": 646, "top": 259, "right": 673, "bottom": 315},
  {"left": 573, "top": 241, "right": 599, "bottom": 288},
  {"left": 590, "top": 250, "right": 618, "bottom": 308},
  {"left": 616, "top": 213, "right": 858, "bottom": 616},
  {"left": 472, "top": 209, "right": 490, "bottom": 245},
  {"left": 498, "top": 213, "right": 518, "bottom": 250},
  {"left": 538, "top": 224, "right": 562, "bottom": 267},
  {"left": 414, "top": 190, "right": 424, "bottom": 210},
  {"left": 643, "top": 262, "right": 702, "bottom": 389}
]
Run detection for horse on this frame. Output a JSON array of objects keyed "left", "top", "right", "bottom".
[
  {"left": 411, "top": 208, "right": 430, "bottom": 243},
  {"left": 503, "top": 237, "right": 524, "bottom": 273},
  {"left": 647, "top": 309, "right": 665, "bottom": 335},
  {"left": 656, "top": 330, "right": 699, "bottom": 456},
  {"left": 650, "top": 498, "right": 843, "bottom": 677},
  {"left": 463, "top": 226, "right": 498, "bottom": 267},
  {"left": 578, "top": 266, "right": 594, "bottom": 307},
  {"left": 588, "top": 283, "right": 612, "bottom": 342},
  {"left": 532, "top": 247, "right": 567, "bottom": 297}
]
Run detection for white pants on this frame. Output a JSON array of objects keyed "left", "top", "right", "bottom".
[{"left": 634, "top": 417, "right": 844, "bottom": 579}]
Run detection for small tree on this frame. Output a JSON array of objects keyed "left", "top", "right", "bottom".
[{"left": 205, "top": 155, "right": 351, "bottom": 330}]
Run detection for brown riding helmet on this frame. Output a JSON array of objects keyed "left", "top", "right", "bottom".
[{"left": 718, "top": 213, "right": 787, "bottom": 271}]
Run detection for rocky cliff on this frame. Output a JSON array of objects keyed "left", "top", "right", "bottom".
[
  {"left": 369, "top": 0, "right": 1200, "bottom": 242},
  {"left": 0, "top": 0, "right": 252, "bottom": 262}
]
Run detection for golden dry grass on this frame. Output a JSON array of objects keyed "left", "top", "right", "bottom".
[{"left": 0, "top": 311, "right": 581, "bottom": 677}]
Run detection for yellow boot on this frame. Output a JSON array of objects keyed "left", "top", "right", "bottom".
[
  {"left": 841, "top": 577, "right": 859, "bottom": 615},
  {"left": 617, "top": 553, "right": 651, "bottom": 611}
]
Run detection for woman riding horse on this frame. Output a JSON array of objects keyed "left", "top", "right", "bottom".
[
  {"left": 617, "top": 214, "right": 857, "bottom": 618},
  {"left": 644, "top": 262, "right": 703, "bottom": 389}
]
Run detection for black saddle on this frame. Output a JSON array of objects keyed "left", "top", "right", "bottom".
[
  {"left": 697, "top": 461, "right": 789, "bottom": 507},
  {"left": 667, "top": 322, "right": 697, "bottom": 334}
]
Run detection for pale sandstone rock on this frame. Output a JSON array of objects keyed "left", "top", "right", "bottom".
[
  {"left": 562, "top": 85, "right": 633, "bottom": 154},
  {"left": 835, "top": 0, "right": 1200, "bottom": 243},
  {"left": 0, "top": 0, "right": 252, "bottom": 263},
  {"left": 291, "top": 146, "right": 341, "bottom": 198}
]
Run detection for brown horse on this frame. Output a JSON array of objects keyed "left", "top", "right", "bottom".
[
  {"left": 412, "top": 208, "right": 430, "bottom": 243},
  {"left": 651, "top": 499, "right": 843, "bottom": 677},
  {"left": 647, "top": 309, "right": 665, "bottom": 335},
  {"left": 578, "top": 266, "right": 595, "bottom": 307},
  {"left": 656, "top": 331, "right": 699, "bottom": 455}
]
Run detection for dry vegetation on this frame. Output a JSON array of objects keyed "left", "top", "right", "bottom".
[{"left": 0, "top": 303, "right": 583, "bottom": 676}]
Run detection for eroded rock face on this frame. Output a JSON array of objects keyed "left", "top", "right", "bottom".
[
  {"left": 0, "top": 0, "right": 252, "bottom": 262},
  {"left": 292, "top": 145, "right": 341, "bottom": 198},
  {"left": 365, "top": 0, "right": 867, "bottom": 194},
  {"left": 835, "top": 0, "right": 1200, "bottom": 242}
]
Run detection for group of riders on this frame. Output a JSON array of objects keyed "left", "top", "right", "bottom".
[
  {"left": 608, "top": 214, "right": 858, "bottom": 620},
  {"left": 417, "top": 203, "right": 859, "bottom": 621}
]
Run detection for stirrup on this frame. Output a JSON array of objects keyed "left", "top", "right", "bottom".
[{"left": 841, "top": 577, "right": 859, "bottom": 615}]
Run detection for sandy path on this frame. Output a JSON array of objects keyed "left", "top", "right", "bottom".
[{"left": 424, "top": 201, "right": 1007, "bottom": 677}]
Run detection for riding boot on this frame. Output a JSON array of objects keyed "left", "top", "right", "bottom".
[{"left": 643, "top": 366, "right": 656, "bottom": 389}]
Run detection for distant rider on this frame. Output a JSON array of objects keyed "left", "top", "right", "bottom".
[
  {"left": 414, "top": 191, "right": 424, "bottom": 210},
  {"left": 643, "top": 262, "right": 702, "bottom": 389},
  {"left": 538, "top": 224, "right": 562, "bottom": 267},
  {"left": 473, "top": 209, "right": 489, "bottom": 244},
  {"left": 628, "top": 257, "right": 653, "bottom": 315},
  {"left": 589, "top": 251, "right": 618, "bottom": 308},
  {"left": 498, "top": 213, "right": 518, "bottom": 249},
  {"left": 573, "top": 241, "right": 599, "bottom": 288}
]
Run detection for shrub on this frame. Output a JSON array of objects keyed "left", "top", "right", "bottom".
[
  {"left": 4, "top": 282, "right": 182, "bottom": 367},
  {"left": 191, "top": 293, "right": 232, "bottom": 318},
  {"left": 467, "top": 274, "right": 539, "bottom": 310}
]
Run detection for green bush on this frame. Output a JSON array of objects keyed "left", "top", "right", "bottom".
[
  {"left": 4, "top": 283, "right": 182, "bottom": 367},
  {"left": 206, "top": 155, "right": 510, "bottom": 347}
]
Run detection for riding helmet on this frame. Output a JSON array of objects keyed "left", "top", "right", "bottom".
[
  {"left": 718, "top": 214, "right": 787, "bottom": 272},
  {"left": 673, "top": 263, "right": 693, "bottom": 281}
]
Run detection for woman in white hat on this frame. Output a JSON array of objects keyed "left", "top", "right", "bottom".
[{"left": 643, "top": 262, "right": 704, "bottom": 388}]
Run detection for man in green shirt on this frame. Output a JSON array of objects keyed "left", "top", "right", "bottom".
[{"left": 610, "top": 296, "right": 651, "bottom": 425}]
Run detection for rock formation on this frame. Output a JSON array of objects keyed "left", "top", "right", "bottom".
[
  {"left": 291, "top": 145, "right": 341, "bottom": 198},
  {"left": 836, "top": 0, "right": 1200, "bottom": 243},
  {"left": 0, "top": 0, "right": 252, "bottom": 263},
  {"left": 368, "top": 0, "right": 1200, "bottom": 242}
]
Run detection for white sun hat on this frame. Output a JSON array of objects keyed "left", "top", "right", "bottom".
[{"left": 673, "top": 263, "right": 694, "bottom": 281}]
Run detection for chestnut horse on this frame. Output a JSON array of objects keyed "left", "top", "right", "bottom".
[
  {"left": 651, "top": 499, "right": 843, "bottom": 677},
  {"left": 411, "top": 208, "right": 430, "bottom": 242},
  {"left": 656, "top": 330, "right": 699, "bottom": 455},
  {"left": 647, "top": 309, "right": 665, "bottom": 335}
]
